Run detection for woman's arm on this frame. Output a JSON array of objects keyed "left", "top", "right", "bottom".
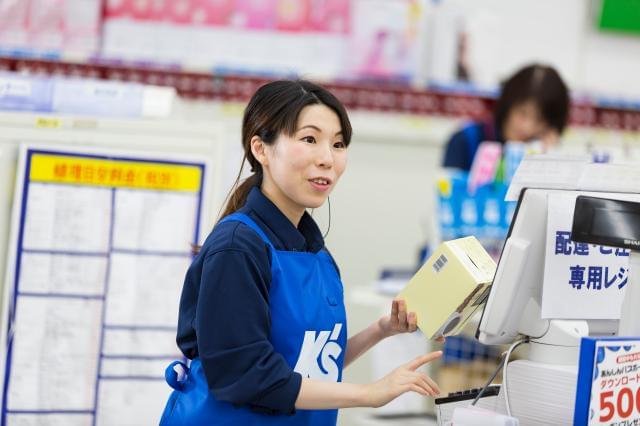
[
  {"left": 295, "top": 351, "right": 442, "bottom": 410},
  {"left": 344, "top": 299, "right": 416, "bottom": 368}
]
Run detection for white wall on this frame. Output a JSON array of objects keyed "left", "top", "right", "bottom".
[
  {"left": 580, "top": 30, "right": 640, "bottom": 100},
  {"left": 426, "top": 0, "right": 640, "bottom": 100}
]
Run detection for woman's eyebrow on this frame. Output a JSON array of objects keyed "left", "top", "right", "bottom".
[
  {"left": 298, "top": 125, "right": 343, "bottom": 136},
  {"left": 298, "top": 124, "right": 322, "bottom": 132}
]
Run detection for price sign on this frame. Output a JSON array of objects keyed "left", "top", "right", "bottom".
[{"left": 575, "top": 338, "right": 640, "bottom": 425}]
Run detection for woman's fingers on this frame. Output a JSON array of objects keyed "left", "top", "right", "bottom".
[
  {"left": 405, "top": 351, "right": 443, "bottom": 371},
  {"left": 420, "top": 372, "right": 441, "bottom": 395},
  {"left": 410, "top": 371, "right": 436, "bottom": 396},
  {"left": 390, "top": 299, "right": 399, "bottom": 327},
  {"left": 390, "top": 298, "right": 419, "bottom": 334},
  {"left": 409, "top": 384, "right": 430, "bottom": 396},
  {"left": 397, "top": 299, "right": 408, "bottom": 327},
  {"left": 407, "top": 312, "right": 417, "bottom": 332}
]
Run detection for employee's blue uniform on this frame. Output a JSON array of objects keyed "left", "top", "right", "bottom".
[
  {"left": 442, "top": 120, "right": 503, "bottom": 171},
  {"left": 160, "top": 187, "right": 347, "bottom": 425}
]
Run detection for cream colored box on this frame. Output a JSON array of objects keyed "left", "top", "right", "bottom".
[{"left": 398, "top": 236, "right": 496, "bottom": 339}]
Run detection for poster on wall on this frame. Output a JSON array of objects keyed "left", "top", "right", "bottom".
[
  {"left": 102, "top": 0, "right": 351, "bottom": 77},
  {"left": 0, "top": 146, "right": 206, "bottom": 426},
  {"left": 0, "top": 0, "right": 102, "bottom": 55},
  {"left": 104, "top": 0, "right": 350, "bottom": 34},
  {"left": 101, "top": 0, "right": 426, "bottom": 81},
  {"left": 347, "top": 0, "right": 424, "bottom": 82}
]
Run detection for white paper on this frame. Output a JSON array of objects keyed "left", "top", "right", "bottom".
[
  {"left": 4, "top": 147, "right": 205, "bottom": 426},
  {"left": 105, "top": 253, "right": 189, "bottom": 327},
  {"left": 541, "top": 192, "right": 640, "bottom": 319},
  {"left": 23, "top": 183, "right": 111, "bottom": 252},
  {"left": 19, "top": 252, "right": 107, "bottom": 295},
  {"left": 577, "top": 162, "right": 640, "bottom": 194},
  {"left": 100, "top": 358, "right": 173, "bottom": 378},
  {"left": 7, "top": 414, "right": 92, "bottom": 426},
  {"left": 505, "top": 154, "right": 588, "bottom": 201},
  {"left": 102, "top": 329, "right": 178, "bottom": 357},
  {"left": 112, "top": 189, "right": 197, "bottom": 253},
  {"left": 507, "top": 156, "right": 640, "bottom": 201},
  {"left": 7, "top": 297, "right": 102, "bottom": 410},
  {"left": 96, "top": 380, "right": 171, "bottom": 426}
]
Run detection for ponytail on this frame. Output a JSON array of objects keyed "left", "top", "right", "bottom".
[
  {"left": 219, "top": 172, "right": 261, "bottom": 221},
  {"left": 191, "top": 159, "right": 261, "bottom": 256}
]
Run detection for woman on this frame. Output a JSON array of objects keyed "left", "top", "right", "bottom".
[
  {"left": 160, "top": 80, "right": 442, "bottom": 425},
  {"left": 442, "top": 63, "right": 570, "bottom": 171}
]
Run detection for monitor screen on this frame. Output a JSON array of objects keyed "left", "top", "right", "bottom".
[
  {"left": 476, "top": 189, "right": 630, "bottom": 345},
  {"left": 572, "top": 196, "right": 640, "bottom": 249}
]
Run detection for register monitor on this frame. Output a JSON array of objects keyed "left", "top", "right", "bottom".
[{"left": 475, "top": 188, "right": 635, "bottom": 364}]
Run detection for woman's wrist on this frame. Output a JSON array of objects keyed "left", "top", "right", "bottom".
[
  {"left": 353, "top": 383, "right": 372, "bottom": 407},
  {"left": 376, "top": 315, "right": 394, "bottom": 340}
]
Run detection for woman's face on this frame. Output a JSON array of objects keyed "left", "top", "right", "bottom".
[
  {"left": 503, "top": 100, "right": 556, "bottom": 145},
  {"left": 258, "top": 104, "right": 348, "bottom": 224}
]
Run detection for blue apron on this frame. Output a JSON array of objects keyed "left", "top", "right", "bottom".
[{"left": 160, "top": 212, "right": 347, "bottom": 425}]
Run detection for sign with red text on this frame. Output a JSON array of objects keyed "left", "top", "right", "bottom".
[{"left": 574, "top": 337, "right": 640, "bottom": 426}]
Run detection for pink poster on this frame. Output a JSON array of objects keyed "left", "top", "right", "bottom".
[
  {"left": 102, "top": 0, "right": 350, "bottom": 32},
  {"left": 63, "top": 0, "right": 103, "bottom": 53},
  {"left": 27, "top": 0, "right": 65, "bottom": 51},
  {"left": 308, "top": 0, "right": 350, "bottom": 34},
  {"left": 0, "top": 0, "right": 30, "bottom": 48},
  {"left": 233, "top": 0, "right": 276, "bottom": 30},
  {"left": 275, "top": 0, "right": 308, "bottom": 32},
  {"left": 105, "top": 0, "right": 140, "bottom": 19},
  {"left": 0, "top": 0, "right": 101, "bottom": 54},
  {"left": 193, "top": 0, "right": 235, "bottom": 26},
  {"left": 164, "top": 0, "right": 196, "bottom": 24}
]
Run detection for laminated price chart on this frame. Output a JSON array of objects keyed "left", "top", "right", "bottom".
[
  {"left": 1, "top": 147, "right": 206, "bottom": 426},
  {"left": 575, "top": 337, "right": 640, "bottom": 426}
]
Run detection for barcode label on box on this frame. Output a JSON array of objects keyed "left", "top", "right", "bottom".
[{"left": 433, "top": 254, "right": 448, "bottom": 273}]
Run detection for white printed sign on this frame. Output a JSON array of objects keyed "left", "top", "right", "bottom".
[
  {"left": 1, "top": 146, "right": 206, "bottom": 426},
  {"left": 542, "top": 192, "right": 640, "bottom": 319}
]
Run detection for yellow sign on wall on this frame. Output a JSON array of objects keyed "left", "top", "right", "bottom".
[{"left": 29, "top": 153, "right": 202, "bottom": 192}]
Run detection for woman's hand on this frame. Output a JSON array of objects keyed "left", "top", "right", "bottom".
[
  {"left": 378, "top": 299, "right": 416, "bottom": 338},
  {"left": 378, "top": 298, "right": 446, "bottom": 342},
  {"left": 364, "top": 351, "right": 443, "bottom": 408}
]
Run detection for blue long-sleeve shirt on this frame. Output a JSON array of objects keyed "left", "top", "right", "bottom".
[
  {"left": 442, "top": 120, "right": 502, "bottom": 171},
  {"left": 176, "top": 186, "right": 339, "bottom": 415}
]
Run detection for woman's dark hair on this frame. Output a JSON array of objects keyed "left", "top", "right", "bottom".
[
  {"left": 220, "top": 80, "right": 352, "bottom": 220},
  {"left": 494, "top": 64, "right": 570, "bottom": 135}
]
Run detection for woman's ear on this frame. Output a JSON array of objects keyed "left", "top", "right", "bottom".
[{"left": 250, "top": 135, "right": 269, "bottom": 167}]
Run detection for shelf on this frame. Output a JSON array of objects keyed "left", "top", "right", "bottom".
[{"left": 1, "top": 56, "right": 640, "bottom": 130}]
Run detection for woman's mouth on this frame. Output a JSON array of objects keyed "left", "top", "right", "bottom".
[{"left": 309, "top": 177, "right": 332, "bottom": 192}]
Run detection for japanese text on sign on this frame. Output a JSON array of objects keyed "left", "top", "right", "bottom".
[{"left": 29, "top": 154, "right": 202, "bottom": 192}]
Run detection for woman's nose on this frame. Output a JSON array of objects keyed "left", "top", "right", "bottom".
[{"left": 316, "top": 144, "right": 333, "bottom": 168}]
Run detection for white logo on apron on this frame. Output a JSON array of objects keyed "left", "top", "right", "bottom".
[{"left": 293, "top": 323, "right": 343, "bottom": 382}]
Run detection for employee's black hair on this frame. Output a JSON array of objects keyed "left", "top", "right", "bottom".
[{"left": 494, "top": 64, "right": 570, "bottom": 135}]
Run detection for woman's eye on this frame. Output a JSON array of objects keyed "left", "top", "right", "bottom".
[
  {"left": 334, "top": 141, "right": 346, "bottom": 149},
  {"left": 301, "top": 136, "right": 316, "bottom": 144}
]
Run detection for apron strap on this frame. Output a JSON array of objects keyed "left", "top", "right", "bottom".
[
  {"left": 219, "top": 213, "right": 274, "bottom": 249},
  {"left": 165, "top": 360, "right": 189, "bottom": 391}
]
